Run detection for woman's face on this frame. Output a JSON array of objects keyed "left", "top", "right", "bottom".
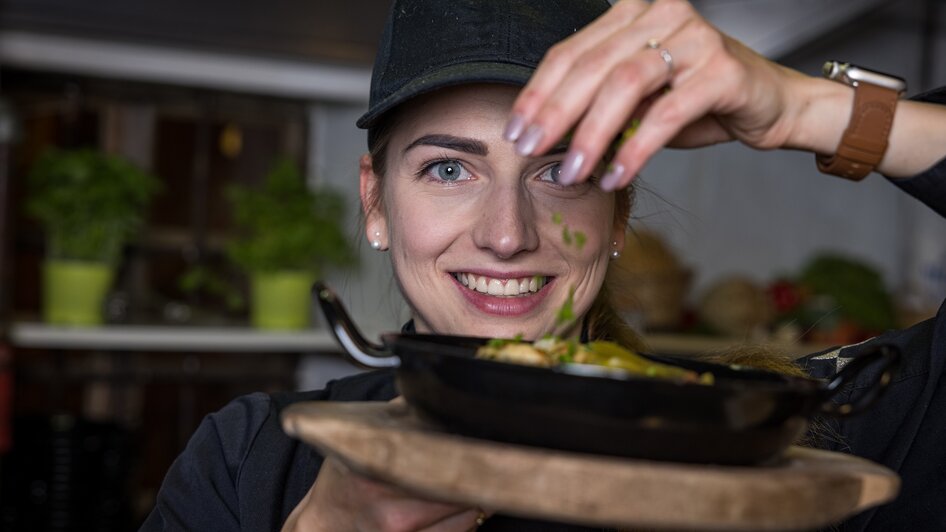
[{"left": 362, "top": 84, "right": 625, "bottom": 339}]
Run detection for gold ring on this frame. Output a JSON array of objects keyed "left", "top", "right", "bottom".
[
  {"left": 475, "top": 509, "right": 487, "bottom": 527},
  {"left": 646, "top": 37, "right": 661, "bottom": 49}
]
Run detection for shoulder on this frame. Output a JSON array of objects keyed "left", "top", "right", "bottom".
[{"left": 799, "top": 300, "right": 944, "bottom": 384}]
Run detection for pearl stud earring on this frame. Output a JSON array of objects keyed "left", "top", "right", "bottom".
[
  {"left": 610, "top": 241, "right": 620, "bottom": 260},
  {"left": 370, "top": 230, "right": 382, "bottom": 250}
]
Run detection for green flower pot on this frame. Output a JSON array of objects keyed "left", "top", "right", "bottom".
[
  {"left": 250, "top": 271, "right": 315, "bottom": 330},
  {"left": 43, "top": 260, "right": 114, "bottom": 326}
]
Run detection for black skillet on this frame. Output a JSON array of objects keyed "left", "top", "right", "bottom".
[{"left": 315, "top": 283, "right": 899, "bottom": 465}]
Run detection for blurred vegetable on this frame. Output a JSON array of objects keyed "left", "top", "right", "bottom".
[{"left": 798, "top": 254, "right": 895, "bottom": 332}]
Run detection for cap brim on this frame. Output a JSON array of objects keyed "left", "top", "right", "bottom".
[{"left": 356, "top": 61, "right": 534, "bottom": 130}]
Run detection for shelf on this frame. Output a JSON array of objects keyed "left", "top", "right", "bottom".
[
  {"left": 9, "top": 322, "right": 340, "bottom": 353},
  {"left": 8, "top": 322, "right": 839, "bottom": 359}
]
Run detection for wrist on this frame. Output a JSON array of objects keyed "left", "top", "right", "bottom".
[{"left": 783, "top": 75, "right": 854, "bottom": 155}]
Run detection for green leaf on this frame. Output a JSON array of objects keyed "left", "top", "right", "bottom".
[{"left": 562, "top": 226, "right": 572, "bottom": 246}]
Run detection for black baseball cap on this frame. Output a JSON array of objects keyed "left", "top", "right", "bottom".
[{"left": 356, "top": 0, "right": 611, "bottom": 143}]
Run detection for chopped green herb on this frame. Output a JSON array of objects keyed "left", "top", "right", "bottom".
[
  {"left": 555, "top": 287, "right": 575, "bottom": 326},
  {"left": 574, "top": 231, "right": 586, "bottom": 252},
  {"left": 562, "top": 226, "right": 572, "bottom": 245},
  {"left": 488, "top": 333, "right": 525, "bottom": 349},
  {"left": 557, "top": 353, "right": 574, "bottom": 364},
  {"left": 612, "top": 118, "right": 641, "bottom": 152},
  {"left": 565, "top": 340, "right": 578, "bottom": 358},
  {"left": 552, "top": 212, "right": 563, "bottom": 225},
  {"left": 487, "top": 337, "right": 510, "bottom": 348}
]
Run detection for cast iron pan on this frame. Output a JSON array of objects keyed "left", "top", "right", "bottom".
[{"left": 315, "top": 283, "right": 899, "bottom": 465}]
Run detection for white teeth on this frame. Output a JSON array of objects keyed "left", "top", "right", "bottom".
[
  {"left": 455, "top": 273, "right": 547, "bottom": 297},
  {"left": 487, "top": 279, "right": 503, "bottom": 295},
  {"left": 504, "top": 280, "right": 520, "bottom": 296},
  {"left": 475, "top": 277, "right": 489, "bottom": 294}
]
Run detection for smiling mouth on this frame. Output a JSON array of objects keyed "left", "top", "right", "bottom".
[{"left": 451, "top": 272, "right": 549, "bottom": 297}]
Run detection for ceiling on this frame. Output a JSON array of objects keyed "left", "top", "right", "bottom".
[{"left": 0, "top": 0, "right": 905, "bottom": 101}]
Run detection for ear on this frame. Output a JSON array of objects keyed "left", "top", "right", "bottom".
[{"left": 359, "top": 153, "right": 387, "bottom": 242}]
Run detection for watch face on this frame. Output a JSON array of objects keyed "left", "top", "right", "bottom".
[{"left": 823, "top": 61, "right": 907, "bottom": 93}]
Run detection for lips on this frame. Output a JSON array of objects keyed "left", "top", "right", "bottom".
[
  {"left": 450, "top": 271, "right": 553, "bottom": 317},
  {"left": 453, "top": 272, "right": 548, "bottom": 296}
]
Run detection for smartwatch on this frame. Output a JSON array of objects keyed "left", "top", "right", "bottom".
[{"left": 816, "top": 61, "right": 906, "bottom": 181}]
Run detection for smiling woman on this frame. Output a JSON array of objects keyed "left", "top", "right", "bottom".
[
  {"left": 141, "top": 0, "right": 946, "bottom": 530},
  {"left": 361, "top": 84, "right": 626, "bottom": 340}
]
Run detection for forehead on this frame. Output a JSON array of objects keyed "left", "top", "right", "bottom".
[{"left": 392, "top": 84, "right": 521, "bottom": 139}]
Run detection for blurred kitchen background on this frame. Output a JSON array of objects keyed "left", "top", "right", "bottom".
[{"left": 0, "top": 0, "right": 944, "bottom": 529}]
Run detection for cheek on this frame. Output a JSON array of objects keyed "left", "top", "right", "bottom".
[
  {"left": 385, "top": 186, "right": 467, "bottom": 273},
  {"left": 544, "top": 194, "right": 617, "bottom": 258}
]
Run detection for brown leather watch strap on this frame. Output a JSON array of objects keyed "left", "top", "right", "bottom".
[{"left": 816, "top": 82, "right": 900, "bottom": 180}]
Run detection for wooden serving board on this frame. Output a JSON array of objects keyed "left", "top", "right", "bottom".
[{"left": 281, "top": 401, "right": 899, "bottom": 531}]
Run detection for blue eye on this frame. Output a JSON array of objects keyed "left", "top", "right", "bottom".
[
  {"left": 538, "top": 163, "right": 563, "bottom": 183},
  {"left": 425, "top": 159, "right": 472, "bottom": 182}
]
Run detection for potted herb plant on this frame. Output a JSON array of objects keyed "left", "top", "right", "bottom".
[
  {"left": 26, "top": 148, "right": 161, "bottom": 326},
  {"left": 227, "top": 158, "right": 356, "bottom": 330}
]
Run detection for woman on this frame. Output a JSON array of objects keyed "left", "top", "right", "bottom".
[{"left": 143, "top": 0, "right": 946, "bottom": 530}]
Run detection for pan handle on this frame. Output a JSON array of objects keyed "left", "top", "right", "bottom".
[
  {"left": 818, "top": 343, "right": 900, "bottom": 417},
  {"left": 313, "top": 282, "right": 400, "bottom": 369}
]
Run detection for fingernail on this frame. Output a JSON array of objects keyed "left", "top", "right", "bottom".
[
  {"left": 600, "top": 163, "right": 625, "bottom": 191},
  {"left": 558, "top": 149, "right": 585, "bottom": 185},
  {"left": 515, "top": 124, "right": 544, "bottom": 156},
  {"left": 504, "top": 115, "right": 526, "bottom": 142}
]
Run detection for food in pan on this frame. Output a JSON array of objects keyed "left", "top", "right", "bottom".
[{"left": 476, "top": 337, "right": 714, "bottom": 384}]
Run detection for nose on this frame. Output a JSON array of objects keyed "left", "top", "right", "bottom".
[{"left": 472, "top": 184, "right": 539, "bottom": 259}]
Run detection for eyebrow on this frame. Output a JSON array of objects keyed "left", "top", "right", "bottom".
[{"left": 403, "top": 134, "right": 489, "bottom": 156}]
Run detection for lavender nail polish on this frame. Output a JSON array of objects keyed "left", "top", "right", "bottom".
[
  {"left": 504, "top": 115, "right": 526, "bottom": 142},
  {"left": 600, "top": 163, "right": 625, "bottom": 191},
  {"left": 515, "top": 125, "right": 544, "bottom": 156},
  {"left": 558, "top": 150, "right": 585, "bottom": 185}
]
